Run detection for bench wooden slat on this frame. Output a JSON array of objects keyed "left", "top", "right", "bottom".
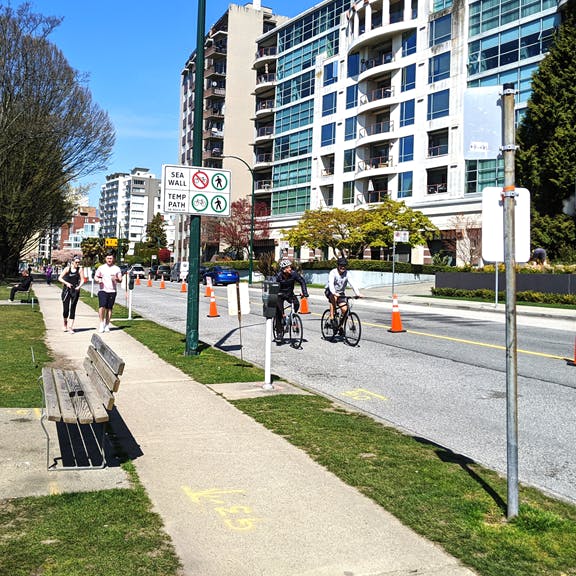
[
  {"left": 82, "top": 358, "right": 116, "bottom": 411},
  {"left": 53, "top": 369, "right": 79, "bottom": 424},
  {"left": 42, "top": 367, "right": 62, "bottom": 422},
  {"left": 91, "top": 334, "right": 125, "bottom": 376},
  {"left": 76, "top": 372, "right": 110, "bottom": 423},
  {"left": 64, "top": 370, "right": 98, "bottom": 424},
  {"left": 86, "top": 346, "right": 120, "bottom": 392}
]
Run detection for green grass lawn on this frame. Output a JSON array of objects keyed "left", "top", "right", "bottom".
[{"left": 1, "top": 286, "right": 576, "bottom": 575}]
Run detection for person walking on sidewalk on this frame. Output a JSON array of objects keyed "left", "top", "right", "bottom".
[
  {"left": 45, "top": 264, "right": 53, "bottom": 285},
  {"left": 58, "top": 256, "right": 85, "bottom": 333},
  {"left": 9, "top": 269, "right": 32, "bottom": 301},
  {"left": 94, "top": 251, "right": 123, "bottom": 333}
]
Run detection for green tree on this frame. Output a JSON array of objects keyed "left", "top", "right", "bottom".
[
  {"left": 0, "top": 4, "right": 114, "bottom": 278},
  {"left": 283, "top": 202, "right": 438, "bottom": 258},
  {"left": 516, "top": 13, "right": 576, "bottom": 217},
  {"left": 80, "top": 237, "right": 104, "bottom": 266},
  {"left": 530, "top": 209, "right": 576, "bottom": 262},
  {"left": 145, "top": 213, "right": 168, "bottom": 248}
]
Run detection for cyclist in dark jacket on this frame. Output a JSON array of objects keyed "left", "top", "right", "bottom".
[{"left": 273, "top": 258, "right": 309, "bottom": 328}]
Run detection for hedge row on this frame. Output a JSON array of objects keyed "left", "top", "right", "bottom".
[{"left": 432, "top": 287, "right": 576, "bottom": 306}]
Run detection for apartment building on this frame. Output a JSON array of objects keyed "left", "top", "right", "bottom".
[
  {"left": 99, "top": 167, "right": 167, "bottom": 256},
  {"left": 180, "top": 0, "right": 564, "bottom": 264},
  {"left": 176, "top": 0, "right": 289, "bottom": 262}
]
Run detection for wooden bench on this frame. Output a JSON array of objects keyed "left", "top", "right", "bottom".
[{"left": 40, "top": 334, "right": 125, "bottom": 470}]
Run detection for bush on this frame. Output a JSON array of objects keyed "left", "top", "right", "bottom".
[{"left": 431, "top": 287, "right": 576, "bottom": 306}]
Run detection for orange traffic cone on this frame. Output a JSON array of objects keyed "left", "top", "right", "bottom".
[
  {"left": 180, "top": 280, "right": 187, "bottom": 293},
  {"left": 160, "top": 275, "right": 166, "bottom": 289},
  {"left": 204, "top": 277, "right": 213, "bottom": 297},
  {"left": 388, "top": 294, "right": 406, "bottom": 333},
  {"left": 299, "top": 296, "right": 310, "bottom": 314},
  {"left": 147, "top": 276, "right": 153, "bottom": 287},
  {"left": 136, "top": 276, "right": 141, "bottom": 286},
  {"left": 207, "top": 294, "right": 219, "bottom": 317}
]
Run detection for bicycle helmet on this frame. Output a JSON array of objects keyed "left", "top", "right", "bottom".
[
  {"left": 337, "top": 257, "right": 348, "bottom": 268},
  {"left": 279, "top": 258, "right": 292, "bottom": 270}
]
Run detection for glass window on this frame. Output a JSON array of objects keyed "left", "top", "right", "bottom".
[
  {"left": 324, "top": 61, "right": 338, "bottom": 86},
  {"left": 427, "top": 89, "right": 450, "bottom": 120},
  {"left": 271, "top": 187, "right": 311, "bottom": 215},
  {"left": 401, "top": 64, "right": 416, "bottom": 92},
  {"left": 429, "top": 14, "right": 451, "bottom": 47},
  {"left": 428, "top": 129, "right": 449, "bottom": 156},
  {"left": 345, "top": 117, "right": 357, "bottom": 141},
  {"left": 398, "top": 172, "right": 413, "bottom": 198},
  {"left": 346, "top": 85, "right": 358, "bottom": 109},
  {"left": 322, "top": 92, "right": 337, "bottom": 116},
  {"left": 274, "top": 130, "right": 313, "bottom": 160},
  {"left": 347, "top": 53, "right": 360, "bottom": 77},
  {"left": 400, "top": 99, "right": 415, "bottom": 127},
  {"left": 402, "top": 30, "right": 417, "bottom": 56},
  {"left": 275, "top": 100, "right": 314, "bottom": 134},
  {"left": 429, "top": 52, "right": 451, "bottom": 83},
  {"left": 399, "top": 136, "right": 414, "bottom": 162},
  {"left": 343, "top": 149, "right": 355, "bottom": 173},
  {"left": 343, "top": 181, "right": 354, "bottom": 204},
  {"left": 321, "top": 123, "right": 336, "bottom": 146}
]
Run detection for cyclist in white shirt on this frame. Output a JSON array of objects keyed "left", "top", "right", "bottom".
[{"left": 324, "top": 257, "right": 362, "bottom": 328}]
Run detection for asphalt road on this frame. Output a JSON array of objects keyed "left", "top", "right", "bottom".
[{"left": 118, "top": 281, "right": 576, "bottom": 504}]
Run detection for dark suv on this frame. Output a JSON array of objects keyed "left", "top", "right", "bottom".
[{"left": 154, "top": 265, "right": 172, "bottom": 280}]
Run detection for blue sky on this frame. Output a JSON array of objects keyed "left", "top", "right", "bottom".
[{"left": 25, "top": 0, "right": 312, "bottom": 206}]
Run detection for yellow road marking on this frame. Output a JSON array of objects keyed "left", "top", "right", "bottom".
[
  {"left": 312, "top": 312, "right": 567, "bottom": 361},
  {"left": 342, "top": 388, "right": 388, "bottom": 401}
]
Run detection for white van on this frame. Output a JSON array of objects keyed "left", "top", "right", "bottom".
[{"left": 170, "top": 261, "right": 189, "bottom": 282}]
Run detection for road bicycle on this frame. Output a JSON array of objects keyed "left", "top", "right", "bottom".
[
  {"left": 321, "top": 296, "right": 362, "bottom": 346},
  {"left": 273, "top": 298, "right": 304, "bottom": 349}
]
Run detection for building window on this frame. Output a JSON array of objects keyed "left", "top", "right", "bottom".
[
  {"left": 400, "top": 99, "right": 415, "bottom": 127},
  {"left": 427, "top": 167, "right": 448, "bottom": 194},
  {"left": 343, "top": 181, "right": 354, "bottom": 204},
  {"left": 347, "top": 53, "right": 360, "bottom": 77},
  {"left": 346, "top": 84, "right": 358, "bottom": 109},
  {"left": 465, "top": 159, "right": 504, "bottom": 194},
  {"left": 429, "top": 14, "right": 451, "bottom": 47},
  {"left": 272, "top": 187, "right": 310, "bottom": 215},
  {"left": 429, "top": 52, "right": 451, "bottom": 83},
  {"left": 274, "top": 130, "right": 312, "bottom": 160},
  {"left": 398, "top": 172, "right": 413, "bottom": 198},
  {"left": 322, "top": 92, "right": 337, "bottom": 116},
  {"left": 324, "top": 61, "right": 338, "bottom": 86},
  {"left": 343, "top": 149, "right": 355, "bottom": 173},
  {"left": 321, "top": 122, "right": 336, "bottom": 146},
  {"left": 428, "top": 128, "right": 449, "bottom": 156},
  {"left": 401, "top": 64, "right": 416, "bottom": 92},
  {"left": 399, "top": 135, "right": 414, "bottom": 162},
  {"left": 402, "top": 30, "right": 417, "bottom": 57},
  {"left": 427, "top": 89, "right": 450, "bottom": 120},
  {"left": 345, "top": 117, "right": 357, "bottom": 141}
]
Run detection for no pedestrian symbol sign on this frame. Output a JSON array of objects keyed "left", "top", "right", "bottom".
[{"left": 162, "top": 164, "right": 231, "bottom": 216}]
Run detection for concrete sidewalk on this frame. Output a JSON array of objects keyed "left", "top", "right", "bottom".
[{"left": 11, "top": 282, "right": 476, "bottom": 576}]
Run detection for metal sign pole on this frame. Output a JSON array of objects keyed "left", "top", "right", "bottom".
[{"left": 502, "top": 82, "right": 519, "bottom": 519}]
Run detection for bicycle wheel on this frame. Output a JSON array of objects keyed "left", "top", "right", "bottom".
[
  {"left": 343, "top": 312, "right": 362, "bottom": 346},
  {"left": 289, "top": 313, "right": 303, "bottom": 349},
  {"left": 321, "top": 309, "right": 337, "bottom": 341}
]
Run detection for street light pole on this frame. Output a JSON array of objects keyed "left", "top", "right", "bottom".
[{"left": 222, "top": 155, "right": 255, "bottom": 284}]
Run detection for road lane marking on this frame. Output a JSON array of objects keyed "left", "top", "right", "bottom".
[{"left": 342, "top": 388, "right": 388, "bottom": 401}]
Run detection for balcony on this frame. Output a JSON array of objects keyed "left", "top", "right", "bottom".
[
  {"left": 205, "top": 85, "right": 226, "bottom": 98},
  {"left": 255, "top": 73, "right": 276, "bottom": 93},
  {"left": 427, "top": 183, "right": 448, "bottom": 194},
  {"left": 205, "top": 64, "right": 226, "bottom": 78},
  {"left": 361, "top": 52, "right": 394, "bottom": 72},
  {"left": 254, "top": 46, "right": 277, "bottom": 66},
  {"left": 255, "top": 180, "right": 272, "bottom": 192},
  {"left": 205, "top": 42, "right": 227, "bottom": 58},
  {"left": 427, "top": 144, "right": 449, "bottom": 158},
  {"left": 203, "top": 107, "right": 224, "bottom": 120},
  {"left": 254, "top": 125, "right": 274, "bottom": 141},
  {"left": 255, "top": 152, "right": 273, "bottom": 164},
  {"left": 360, "top": 86, "right": 394, "bottom": 104}
]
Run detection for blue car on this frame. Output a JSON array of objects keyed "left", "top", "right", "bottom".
[{"left": 202, "top": 266, "right": 240, "bottom": 286}]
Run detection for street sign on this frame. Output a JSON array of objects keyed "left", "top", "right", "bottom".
[
  {"left": 393, "top": 230, "right": 409, "bottom": 243},
  {"left": 105, "top": 237, "right": 118, "bottom": 247},
  {"left": 481, "top": 187, "right": 530, "bottom": 262},
  {"left": 162, "top": 164, "right": 231, "bottom": 216}
]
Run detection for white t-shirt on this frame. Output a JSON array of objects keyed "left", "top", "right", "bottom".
[{"left": 95, "top": 264, "right": 122, "bottom": 293}]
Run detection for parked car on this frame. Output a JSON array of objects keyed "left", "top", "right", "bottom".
[
  {"left": 119, "top": 264, "right": 129, "bottom": 275},
  {"left": 202, "top": 265, "right": 240, "bottom": 286},
  {"left": 128, "top": 264, "right": 146, "bottom": 279},
  {"left": 170, "top": 261, "right": 189, "bottom": 282},
  {"left": 154, "top": 265, "right": 172, "bottom": 281}
]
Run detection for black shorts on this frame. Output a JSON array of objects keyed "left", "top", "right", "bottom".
[
  {"left": 98, "top": 291, "right": 117, "bottom": 309},
  {"left": 324, "top": 288, "right": 346, "bottom": 305}
]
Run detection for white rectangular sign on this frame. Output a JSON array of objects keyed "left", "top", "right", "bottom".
[
  {"left": 481, "top": 187, "right": 531, "bottom": 263},
  {"left": 162, "top": 164, "right": 231, "bottom": 216},
  {"left": 393, "top": 230, "right": 409, "bottom": 243},
  {"left": 227, "top": 282, "right": 251, "bottom": 316}
]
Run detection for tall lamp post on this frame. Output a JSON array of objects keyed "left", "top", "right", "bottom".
[{"left": 222, "top": 155, "right": 255, "bottom": 284}]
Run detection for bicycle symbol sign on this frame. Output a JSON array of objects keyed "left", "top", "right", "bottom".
[
  {"left": 191, "top": 194, "right": 209, "bottom": 212},
  {"left": 192, "top": 171, "right": 209, "bottom": 189}
]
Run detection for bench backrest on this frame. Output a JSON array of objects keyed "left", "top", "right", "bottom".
[{"left": 81, "top": 333, "right": 125, "bottom": 411}]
